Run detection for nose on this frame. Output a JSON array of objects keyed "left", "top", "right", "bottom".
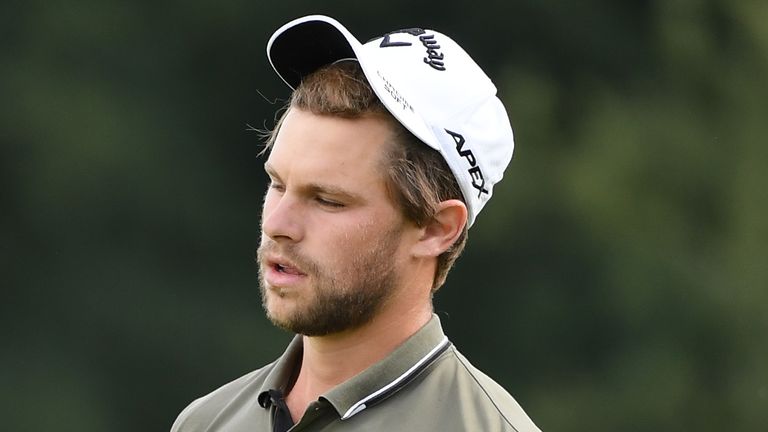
[{"left": 261, "top": 188, "right": 304, "bottom": 243}]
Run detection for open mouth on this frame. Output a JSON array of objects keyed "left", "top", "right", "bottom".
[{"left": 271, "top": 261, "right": 304, "bottom": 276}]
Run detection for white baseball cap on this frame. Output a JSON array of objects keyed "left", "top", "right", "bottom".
[{"left": 267, "top": 15, "right": 514, "bottom": 227}]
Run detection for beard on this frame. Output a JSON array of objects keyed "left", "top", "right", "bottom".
[{"left": 256, "top": 230, "right": 401, "bottom": 337}]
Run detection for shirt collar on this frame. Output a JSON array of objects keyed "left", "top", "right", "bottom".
[
  {"left": 256, "top": 335, "right": 304, "bottom": 409},
  {"left": 257, "top": 315, "right": 451, "bottom": 419}
]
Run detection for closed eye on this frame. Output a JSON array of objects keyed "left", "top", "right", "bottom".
[
  {"left": 268, "top": 181, "right": 285, "bottom": 192},
  {"left": 315, "top": 196, "right": 345, "bottom": 208}
]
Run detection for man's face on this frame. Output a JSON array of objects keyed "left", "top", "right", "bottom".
[{"left": 257, "top": 108, "right": 412, "bottom": 336}]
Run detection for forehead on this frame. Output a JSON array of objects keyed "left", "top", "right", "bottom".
[{"left": 267, "top": 108, "right": 395, "bottom": 183}]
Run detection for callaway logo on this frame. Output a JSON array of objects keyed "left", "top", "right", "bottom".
[
  {"left": 376, "top": 28, "right": 447, "bottom": 71},
  {"left": 445, "top": 129, "right": 488, "bottom": 197},
  {"left": 418, "top": 34, "right": 445, "bottom": 71}
]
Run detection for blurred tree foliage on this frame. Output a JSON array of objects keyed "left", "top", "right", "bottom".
[{"left": 2, "top": 1, "right": 766, "bottom": 431}]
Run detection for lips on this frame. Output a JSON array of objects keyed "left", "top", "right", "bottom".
[
  {"left": 263, "top": 254, "right": 307, "bottom": 287},
  {"left": 269, "top": 257, "right": 305, "bottom": 275}
]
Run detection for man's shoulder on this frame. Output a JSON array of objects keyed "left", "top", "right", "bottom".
[
  {"left": 170, "top": 361, "right": 276, "bottom": 432},
  {"left": 412, "top": 345, "right": 541, "bottom": 432}
]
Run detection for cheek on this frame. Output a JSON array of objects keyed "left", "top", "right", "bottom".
[
  {"left": 340, "top": 225, "right": 385, "bottom": 260},
  {"left": 315, "top": 229, "right": 367, "bottom": 269}
]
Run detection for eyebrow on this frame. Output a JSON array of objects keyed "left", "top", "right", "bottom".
[{"left": 264, "top": 162, "right": 365, "bottom": 203}]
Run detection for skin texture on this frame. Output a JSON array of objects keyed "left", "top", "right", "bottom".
[{"left": 256, "top": 107, "right": 467, "bottom": 421}]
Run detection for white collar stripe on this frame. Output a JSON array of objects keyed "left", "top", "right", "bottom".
[{"left": 340, "top": 336, "right": 451, "bottom": 420}]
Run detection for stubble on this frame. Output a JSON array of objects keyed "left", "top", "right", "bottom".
[{"left": 256, "top": 229, "right": 402, "bottom": 336}]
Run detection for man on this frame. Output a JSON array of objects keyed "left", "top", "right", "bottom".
[{"left": 171, "top": 15, "right": 541, "bottom": 432}]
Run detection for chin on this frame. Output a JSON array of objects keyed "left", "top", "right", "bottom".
[{"left": 265, "top": 296, "right": 304, "bottom": 321}]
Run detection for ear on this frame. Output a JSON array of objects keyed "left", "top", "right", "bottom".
[{"left": 411, "top": 199, "right": 468, "bottom": 258}]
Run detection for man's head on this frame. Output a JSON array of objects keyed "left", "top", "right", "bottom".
[
  {"left": 258, "top": 15, "right": 514, "bottom": 336},
  {"left": 257, "top": 62, "right": 468, "bottom": 336}
]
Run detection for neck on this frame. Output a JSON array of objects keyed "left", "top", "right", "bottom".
[{"left": 285, "top": 297, "right": 432, "bottom": 421}]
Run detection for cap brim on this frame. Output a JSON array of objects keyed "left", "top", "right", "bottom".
[
  {"left": 267, "top": 15, "right": 361, "bottom": 90},
  {"left": 267, "top": 15, "right": 444, "bottom": 162}
]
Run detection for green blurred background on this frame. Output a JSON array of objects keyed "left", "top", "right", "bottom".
[{"left": 2, "top": 0, "right": 767, "bottom": 430}]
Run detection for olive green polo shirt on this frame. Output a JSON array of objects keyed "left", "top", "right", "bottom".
[{"left": 171, "top": 315, "right": 541, "bottom": 432}]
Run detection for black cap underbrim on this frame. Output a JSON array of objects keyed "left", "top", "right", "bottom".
[{"left": 269, "top": 20, "right": 357, "bottom": 89}]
